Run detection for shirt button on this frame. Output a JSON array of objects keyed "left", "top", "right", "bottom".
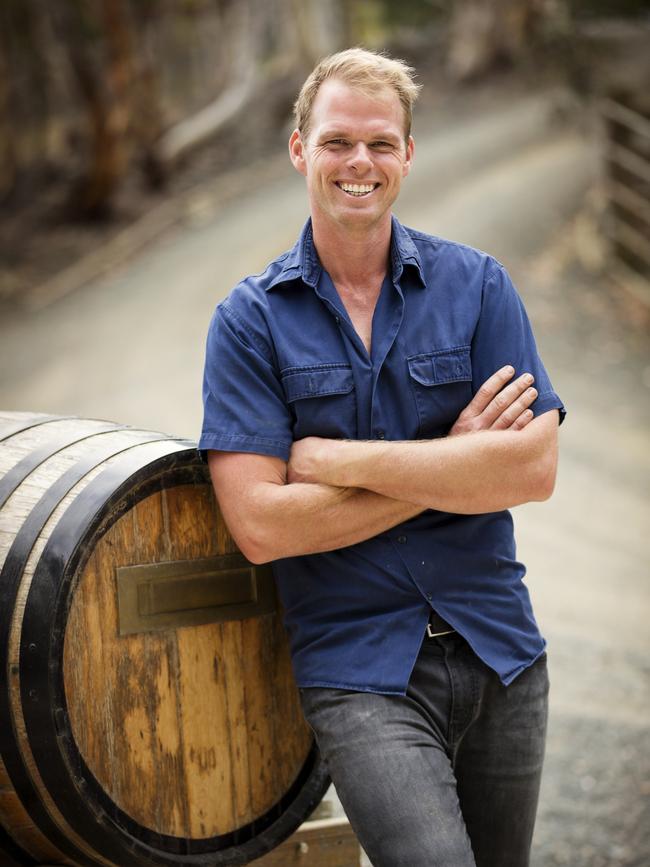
[
  {"left": 376, "top": 430, "right": 385, "bottom": 439},
  {"left": 334, "top": 315, "right": 341, "bottom": 324},
  {"left": 397, "top": 535, "right": 407, "bottom": 544},
  {"left": 426, "top": 593, "right": 432, "bottom": 601}
]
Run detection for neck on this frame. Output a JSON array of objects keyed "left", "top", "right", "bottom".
[{"left": 311, "top": 214, "right": 392, "bottom": 290}]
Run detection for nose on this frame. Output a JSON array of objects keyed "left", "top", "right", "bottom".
[{"left": 346, "top": 142, "right": 373, "bottom": 174}]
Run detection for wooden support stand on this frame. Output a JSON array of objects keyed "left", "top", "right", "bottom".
[{"left": 251, "top": 817, "right": 361, "bottom": 866}]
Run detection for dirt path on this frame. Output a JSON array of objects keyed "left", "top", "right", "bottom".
[
  {"left": 513, "top": 231, "right": 650, "bottom": 866},
  {"left": 1, "top": 89, "right": 648, "bottom": 866}
]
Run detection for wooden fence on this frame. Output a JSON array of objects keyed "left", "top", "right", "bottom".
[{"left": 599, "top": 96, "right": 650, "bottom": 303}]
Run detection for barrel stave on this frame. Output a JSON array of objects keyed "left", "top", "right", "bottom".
[
  {"left": 2, "top": 435, "right": 189, "bottom": 866},
  {"left": 0, "top": 755, "right": 73, "bottom": 866},
  {"left": 1, "top": 425, "right": 167, "bottom": 574}
]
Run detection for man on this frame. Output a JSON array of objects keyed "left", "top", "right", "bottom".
[{"left": 199, "top": 48, "right": 564, "bottom": 867}]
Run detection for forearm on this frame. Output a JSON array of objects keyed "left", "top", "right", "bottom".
[
  {"left": 291, "top": 413, "right": 559, "bottom": 514},
  {"left": 337, "top": 437, "right": 545, "bottom": 513},
  {"left": 216, "top": 478, "right": 423, "bottom": 563}
]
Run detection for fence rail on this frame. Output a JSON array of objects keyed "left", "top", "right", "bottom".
[{"left": 599, "top": 96, "right": 650, "bottom": 300}]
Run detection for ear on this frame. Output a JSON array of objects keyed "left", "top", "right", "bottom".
[
  {"left": 289, "top": 129, "right": 307, "bottom": 177},
  {"left": 402, "top": 135, "right": 414, "bottom": 178}
]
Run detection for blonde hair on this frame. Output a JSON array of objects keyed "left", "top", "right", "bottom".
[{"left": 294, "top": 47, "right": 420, "bottom": 141}]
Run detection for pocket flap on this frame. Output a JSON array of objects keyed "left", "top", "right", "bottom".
[
  {"left": 407, "top": 347, "right": 472, "bottom": 386},
  {"left": 281, "top": 365, "right": 354, "bottom": 402}
]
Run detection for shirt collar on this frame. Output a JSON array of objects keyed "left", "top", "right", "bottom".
[
  {"left": 265, "top": 216, "right": 425, "bottom": 291},
  {"left": 390, "top": 215, "right": 425, "bottom": 286}
]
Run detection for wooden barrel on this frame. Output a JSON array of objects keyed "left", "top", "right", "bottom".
[{"left": 0, "top": 412, "right": 328, "bottom": 867}]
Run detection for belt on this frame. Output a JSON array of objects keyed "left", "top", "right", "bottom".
[{"left": 426, "top": 610, "right": 456, "bottom": 638}]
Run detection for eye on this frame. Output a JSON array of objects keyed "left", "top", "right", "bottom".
[
  {"left": 326, "top": 139, "right": 348, "bottom": 147},
  {"left": 370, "top": 141, "right": 395, "bottom": 151}
]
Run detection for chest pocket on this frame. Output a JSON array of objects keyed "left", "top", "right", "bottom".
[
  {"left": 407, "top": 347, "right": 473, "bottom": 437},
  {"left": 281, "top": 364, "right": 356, "bottom": 440}
]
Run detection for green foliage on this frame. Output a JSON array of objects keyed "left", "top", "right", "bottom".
[
  {"left": 375, "top": 0, "right": 449, "bottom": 30},
  {"left": 344, "top": 0, "right": 448, "bottom": 48}
]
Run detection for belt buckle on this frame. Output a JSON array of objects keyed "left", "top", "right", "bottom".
[{"left": 426, "top": 623, "right": 455, "bottom": 639}]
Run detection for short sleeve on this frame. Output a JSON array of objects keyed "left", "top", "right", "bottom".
[
  {"left": 472, "top": 265, "right": 566, "bottom": 424},
  {"left": 198, "top": 303, "right": 293, "bottom": 460}
]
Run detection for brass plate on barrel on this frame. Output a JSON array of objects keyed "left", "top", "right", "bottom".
[{"left": 116, "top": 554, "right": 277, "bottom": 635}]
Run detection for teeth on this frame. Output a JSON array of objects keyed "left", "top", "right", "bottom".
[{"left": 339, "top": 183, "right": 376, "bottom": 196}]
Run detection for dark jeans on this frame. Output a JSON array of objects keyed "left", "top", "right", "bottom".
[{"left": 300, "top": 632, "right": 549, "bottom": 867}]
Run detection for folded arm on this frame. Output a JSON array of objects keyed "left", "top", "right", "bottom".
[
  {"left": 207, "top": 451, "right": 423, "bottom": 563},
  {"left": 289, "top": 409, "right": 560, "bottom": 515},
  {"left": 207, "top": 366, "right": 544, "bottom": 562}
]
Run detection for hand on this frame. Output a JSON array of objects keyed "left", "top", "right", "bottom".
[{"left": 450, "top": 365, "right": 538, "bottom": 436}]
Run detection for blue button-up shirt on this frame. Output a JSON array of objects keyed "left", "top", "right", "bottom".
[{"left": 199, "top": 217, "right": 565, "bottom": 693}]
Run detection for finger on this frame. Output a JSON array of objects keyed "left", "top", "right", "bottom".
[
  {"left": 480, "top": 374, "right": 535, "bottom": 427},
  {"left": 491, "top": 388, "right": 537, "bottom": 430},
  {"left": 463, "top": 365, "right": 516, "bottom": 417},
  {"left": 507, "top": 408, "right": 534, "bottom": 431},
  {"left": 490, "top": 386, "right": 538, "bottom": 430}
]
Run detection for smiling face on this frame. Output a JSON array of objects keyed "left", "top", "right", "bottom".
[{"left": 289, "top": 78, "right": 414, "bottom": 237}]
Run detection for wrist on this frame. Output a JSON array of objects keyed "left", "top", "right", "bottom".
[
  {"left": 328, "top": 439, "right": 381, "bottom": 488},
  {"left": 319, "top": 438, "right": 353, "bottom": 486}
]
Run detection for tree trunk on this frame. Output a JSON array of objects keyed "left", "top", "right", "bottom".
[
  {"left": 447, "top": 0, "right": 543, "bottom": 82},
  {"left": 291, "top": 0, "right": 346, "bottom": 68},
  {"left": 128, "top": 1, "right": 165, "bottom": 189},
  {"left": 0, "top": 20, "right": 16, "bottom": 201},
  {"left": 155, "top": 0, "right": 261, "bottom": 169},
  {"left": 55, "top": 0, "right": 135, "bottom": 218}
]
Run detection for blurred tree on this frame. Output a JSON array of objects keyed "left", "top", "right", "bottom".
[
  {"left": 156, "top": 0, "right": 260, "bottom": 170},
  {"left": 446, "top": 0, "right": 545, "bottom": 81},
  {"left": 292, "top": 0, "right": 348, "bottom": 65},
  {"left": 0, "top": 0, "right": 350, "bottom": 219},
  {"left": 0, "top": 15, "right": 14, "bottom": 202},
  {"left": 380, "top": 0, "right": 447, "bottom": 29},
  {"left": 155, "top": 0, "right": 349, "bottom": 169},
  {"left": 566, "top": 0, "right": 649, "bottom": 15},
  {"left": 0, "top": 0, "right": 54, "bottom": 203},
  {"left": 4, "top": 0, "right": 644, "bottom": 224},
  {"left": 52, "top": 0, "right": 139, "bottom": 219}
]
